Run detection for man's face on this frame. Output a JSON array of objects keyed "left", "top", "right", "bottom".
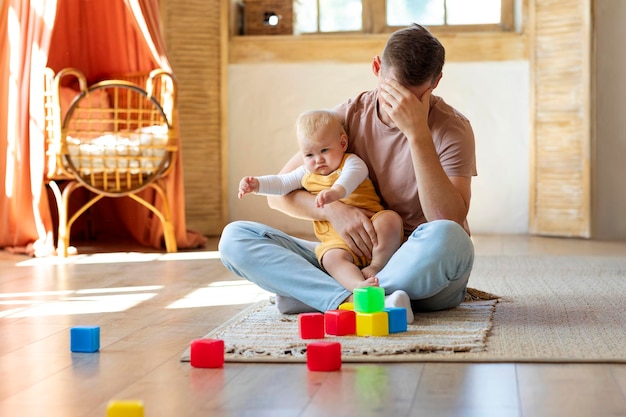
[{"left": 375, "top": 66, "right": 434, "bottom": 121}]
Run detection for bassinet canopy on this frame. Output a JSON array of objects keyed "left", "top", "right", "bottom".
[{"left": 0, "top": 0, "right": 206, "bottom": 256}]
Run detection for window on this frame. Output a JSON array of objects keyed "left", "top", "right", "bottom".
[{"left": 293, "top": 0, "right": 514, "bottom": 34}]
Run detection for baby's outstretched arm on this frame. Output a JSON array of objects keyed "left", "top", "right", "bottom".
[
  {"left": 315, "top": 185, "right": 346, "bottom": 208},
  {"left": 238, "top": 176, "right": 260, "bottom": 199}
]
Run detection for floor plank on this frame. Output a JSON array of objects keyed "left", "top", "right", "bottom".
[{"left": 517, "top": 364, "right": 626, "bottom": 417}]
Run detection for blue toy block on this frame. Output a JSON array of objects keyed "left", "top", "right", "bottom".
[
  {"left": 353, "top": 287, "right": 385, "bottom": 313},
  {"left": 70, "top": 325, "right": 100, "bottom": 352},
  {"left": 385, "top": 307, "right": 408, "bottom": 333}
]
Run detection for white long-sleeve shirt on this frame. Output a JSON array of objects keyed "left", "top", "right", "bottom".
[{"left": 256, "top": 154, "right": 369, "bottom": 197}]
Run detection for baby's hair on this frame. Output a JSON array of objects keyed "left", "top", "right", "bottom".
[{"left": 296, "top": 110, "right": 346, "bottom": 140}]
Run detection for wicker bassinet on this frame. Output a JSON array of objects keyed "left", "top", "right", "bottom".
[{"left": 43, "top": 67, "right": 179, "bottom": 257}]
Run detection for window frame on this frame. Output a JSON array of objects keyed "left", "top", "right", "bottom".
[
  {"left": 228, "top": 0, "right": 525, "bottom": 65},
  {"left": 296, "top": 0, "right": 515, "bottom": 35}
]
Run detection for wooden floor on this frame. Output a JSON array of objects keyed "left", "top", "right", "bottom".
[{"left": 1, "top": 234, "right": 625, "bottom": 417}]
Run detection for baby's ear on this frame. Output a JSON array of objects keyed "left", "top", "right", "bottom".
[{"left": 340, "top": 134, "right": 348, "bottom": 150}]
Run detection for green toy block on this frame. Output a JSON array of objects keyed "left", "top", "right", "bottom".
[
  {"left": 353, "top": 287, "right": 385, "bottom": 313},
  {"left": 356, "top": 311, "right": 389, "bottom": 336}
]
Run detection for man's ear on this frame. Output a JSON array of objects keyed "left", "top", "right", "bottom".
[
  {"left": 432, "top": 72, "right": 443, "bottom": 89},
  {"left": 371, "top": 56, "right": 382, "bottom": 77}
]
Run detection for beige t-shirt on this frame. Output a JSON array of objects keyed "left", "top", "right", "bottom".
[{"left": 333, "top": 90, "right": 477, "bottom": 238}]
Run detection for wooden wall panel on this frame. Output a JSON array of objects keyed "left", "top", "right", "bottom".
[
  {"left": 160, "top": 0, "right": 226, "bottom": 236},
  {"left": 529, "top": 0, "right": 592, "bottom": 237}
]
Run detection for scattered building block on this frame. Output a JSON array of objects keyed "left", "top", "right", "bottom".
[
  {"left": 356, "top": 311, "right": 389, "bottom": 336},
  {"left": 107, "top": 400, "right": 144, "bottom": 417},
  {"left": 353, "top": 287, "right": 385, "bottom": 313},
  {"left": 324, "top": 310, "right": 356, "bottom": 336},
  {"left": 306, "top": 342, "right": 342, "bottom": 371},
  {"left": 298, "top": 312, "right": 325, "bottom": 339},
  {"left": 70, "top": 325, "right": 100, "bottom": 353},
  {"left": 338, "top": 302, "right": 354, "bottom": 311},
  {"left": 385, "top": 307, "right": 408, "bottom": 333},
  {"left": 190, "top": 339, "right": 225, "bottom": 368}
]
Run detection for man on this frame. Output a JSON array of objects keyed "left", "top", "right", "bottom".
[{"left": 219, "top": 24, "right": 477, "bottom": 322}]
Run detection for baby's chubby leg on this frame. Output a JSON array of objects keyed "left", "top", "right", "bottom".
[
  {"left": 360, "top": 210, "right": 404, "bottom": 279},
  {"left": 322, "top": 248, "right": 379, "bottom": 292}
]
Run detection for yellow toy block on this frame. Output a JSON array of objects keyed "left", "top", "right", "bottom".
[
  {"left": 107, "top": 400, "right": 144, "bottom": 417},
  {"left": 356, "top": 311, "right": 389, "bottom": 336},
  {"left": 338, "top": 302, "right": 354, "bottom": 311}
]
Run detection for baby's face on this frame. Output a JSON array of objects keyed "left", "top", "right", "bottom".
[{"left": 299, "top": 123, "right": 347, "bottom": 176}]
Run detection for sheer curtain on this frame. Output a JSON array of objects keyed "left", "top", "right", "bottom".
[{"left": 0, "top": 0, "right": 206, "bottom": 256}]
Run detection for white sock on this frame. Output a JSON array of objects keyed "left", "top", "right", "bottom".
[
  {"left": 274, "top": 294, "right": 318, "bottom": 314},
  {"left": 385, "top": 290, "right": 414, "bottom": 323}
]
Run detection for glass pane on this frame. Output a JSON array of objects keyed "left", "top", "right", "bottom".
[
  {"left": 386, "top": 0, "right": 444, "bottom": 26},
  {"left": 294, "top": 0, "right": 319, "bottom": 34},
  {"left": 447, "top": 0, "right": 501, "bottom": 24},
  {"left": 319, "top": 0, "right": 362, "bottom": 32}
]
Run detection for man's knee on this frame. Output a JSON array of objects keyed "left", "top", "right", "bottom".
[
  {"left": 218, "top": 221, "right": 256, "bottom": 267},
  {"left": 416, "top": 220, "right": 473, "bottom": 261}
]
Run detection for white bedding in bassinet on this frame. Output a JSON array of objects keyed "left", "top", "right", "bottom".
[{"left": 66, "top": 125, "right": 168, "bottom": 174}]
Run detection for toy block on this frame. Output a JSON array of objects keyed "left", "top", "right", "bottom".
[
  {"left": 324, "top": 310, "right": 356, "bottom": 336},
  {"left": 385, "top": 307, "right": 408, "bottom": 333},
  {"left": 338, "top": 302, "right": 354, "bottom": 311},
  {"left": 353, "top": 287, "right": 385, "bottom": 313},
  {"left": 356, "top": 311, "right": 389, "bottom": 336},
  {"left": 107, "top": 400, "right": 144, "bottom": 417},
  {"left": 298, "top": 312, "right": 325, "bottom": 339},
  {"left": 306, "top": 342, "right": 342, "bottom": 371},
  {"left": 70, "top": 325, "right": 100, "bottom": 352},
  {"left": 190, "top": 338, "right": 225, "bottom": 368}
]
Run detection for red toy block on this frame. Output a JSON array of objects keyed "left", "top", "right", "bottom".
[
  {"left": 324, "top": 309, "right": 356, "bottom": 336},
  {"left": 298, "top": 312, "right": 325, "bottom": 339},
  {"left": 190, "top": 338, "right": 224, "bottom": 368},
  {"left": 306, "top": 342, "right": 342, "bottom": 371}
]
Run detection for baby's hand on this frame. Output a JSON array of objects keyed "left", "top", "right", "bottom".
[
  {"left": 316, "top": 189, "right": 341, "bottom": 208},
  {"left": 238, "top": 176, "right": 259, "bottom": 199}
]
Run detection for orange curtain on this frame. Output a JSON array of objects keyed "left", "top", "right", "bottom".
[
  {"left": 0, "top": 0, "right": 59, "bottom": 256},
  {"left": 0, "top": 0, "right": 207, "bottom": 256}
]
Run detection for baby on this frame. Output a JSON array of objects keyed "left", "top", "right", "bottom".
[{"left": 238, "top": 109, "right": 403, "bottom": 292}]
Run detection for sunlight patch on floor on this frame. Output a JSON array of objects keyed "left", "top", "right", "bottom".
[
  {"left": 0, "top": 286, "right": 164, "bottom": 318},
  {"left": 3, "top": 292, "right": 158, "bottom": 318},
  {"left": 15, "top": 250, "right": 222, "bottom": 267},
  {"left": 166, "top": 280, "right": 270, "bottom": 309},
  {"left": 158, "top": 251, "right": 221, "bottom": 261}
]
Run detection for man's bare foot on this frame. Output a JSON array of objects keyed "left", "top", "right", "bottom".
[{"left": 355, "top": 276, "right": 379, "bottom": 289}]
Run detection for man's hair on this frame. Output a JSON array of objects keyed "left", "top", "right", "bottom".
[
  {"left": 296, "top": 110, "right": 346, "bottom": 140},
  {"left": 381, "top": 23, "right": 445, "bottom": 87}
]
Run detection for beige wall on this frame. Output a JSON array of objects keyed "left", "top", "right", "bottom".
[
  {"left": 228, "top": 60, "right": 530, "bottom": 235},
  {"left": 594, "top": 0, "right": 626, "bottom": 240},
  {"left": 221, "top": 0, "right": 625, "bottom": 240}
]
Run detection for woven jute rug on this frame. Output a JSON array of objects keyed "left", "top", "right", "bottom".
[{"left": 181, "top": 255, "right": 626, "bottom": 363}]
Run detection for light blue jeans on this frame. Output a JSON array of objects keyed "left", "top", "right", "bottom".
[{"left": 218, "top": 219, "right": 474, "bottom": 313}]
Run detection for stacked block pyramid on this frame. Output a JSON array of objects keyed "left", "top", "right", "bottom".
[{"left": 301, "top": 287, "right": 409, "bottom": 371}]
